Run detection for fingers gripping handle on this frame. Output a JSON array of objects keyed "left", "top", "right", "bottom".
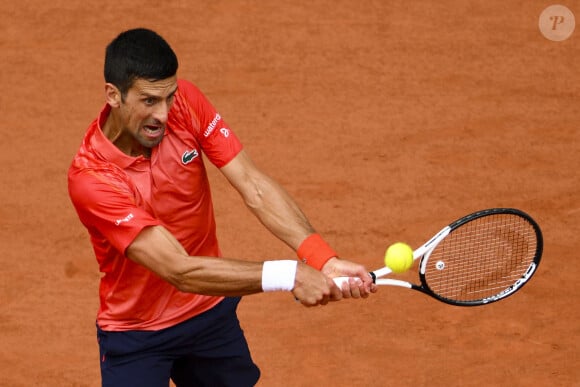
[{"left": 333, "top": 272, "right": 377, "bottom": 287}]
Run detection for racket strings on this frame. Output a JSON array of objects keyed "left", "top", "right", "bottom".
[{"left": 423, "top": 214, "right": 538, "bottom": 302}]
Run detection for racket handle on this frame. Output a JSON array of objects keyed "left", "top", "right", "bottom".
[
  {"left": 333, "top": 272, "right": 376, "bottom": 287},
  {"left": 332, "top": 277, "right": 351, "bottom": 287}
]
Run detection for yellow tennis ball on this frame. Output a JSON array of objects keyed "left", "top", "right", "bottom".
[{"left": 384, "top": 242, "right": 414, "bottom": 273}]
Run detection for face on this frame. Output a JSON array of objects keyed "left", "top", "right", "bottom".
[{"left": 106, "top": 76, "right": 178, "bottom": 155}]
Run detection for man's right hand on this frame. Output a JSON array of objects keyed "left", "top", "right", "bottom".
[{"left": 291, "top": 262, "right": 342, "bottom": 306}]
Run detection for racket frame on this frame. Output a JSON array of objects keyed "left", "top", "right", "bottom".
[
  {"left": 339, "top": 208, "right": 543, "bottom": 306},
  {"left": 415, "top": 208, "right": 543, "bottom": 306}
]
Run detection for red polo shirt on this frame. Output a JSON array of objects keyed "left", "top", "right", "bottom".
[{"left": 68, "top": 79, "right": 243, "bottom": 331}]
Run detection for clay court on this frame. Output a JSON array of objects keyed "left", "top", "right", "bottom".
[{"left": 1, "top": 1, "right": 579, "bottom": 386}]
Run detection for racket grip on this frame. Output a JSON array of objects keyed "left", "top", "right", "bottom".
[
  {"left": 332, "top": 277, "right": 350, "bottom": 287},
  {"left": 333, "top": 272, "right": 376, "bottom": 287}
]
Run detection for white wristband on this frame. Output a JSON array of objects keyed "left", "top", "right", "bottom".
[{"left": 262, "top": 260, "right": 297, "bottom": 292}]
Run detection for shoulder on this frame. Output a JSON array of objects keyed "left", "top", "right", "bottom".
[
  {"left": 68, "top": 162, "right": 132, "bottom": 207},
  {"left": 68, "top": 142, "right": 133, "bottom": 207},
  {"left": 169, "top": 79, "right": 218, "bottom": 137},
  {"left": 176, "top": 79, "right": 203, "bottom": 97},
  {"left": 172, "top": 79, "right": 210, "bottom": 113}
]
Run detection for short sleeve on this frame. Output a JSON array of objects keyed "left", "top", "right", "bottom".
[
  {"left": 175, "top": 80, "right": 243, "bottom": 168},
  {"left": 68, "top": 168, "right": 161, "bottom": 255}
]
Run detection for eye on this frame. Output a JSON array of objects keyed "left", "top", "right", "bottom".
[{"left": 144, "top": 97, "right": 157, "bottom": 106}]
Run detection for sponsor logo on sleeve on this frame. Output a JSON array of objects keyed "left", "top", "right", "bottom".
[
  {"left": 203, "top": 113, "right": 221, "bottom": 137},
  {"left": 115, "top": 213, "right": 134, "bottom": 226}
]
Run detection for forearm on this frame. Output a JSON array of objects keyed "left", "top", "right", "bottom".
[
  {"left": 127, "top": 226, "right": 264, "bottom": 295},
  {"left": 171, "top": 257, "right": 264, "bottom": 296},
  {"left": 126, "top": 225, "right": 341, "bottom": 306}
]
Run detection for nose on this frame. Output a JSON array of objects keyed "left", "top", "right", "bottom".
[{"left": 152, "top": 101, "right": 170, "bottom": 124}]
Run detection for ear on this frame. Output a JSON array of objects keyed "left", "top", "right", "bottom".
[{"left": 105, "top": 83, "right": 122, "bottom": 108}]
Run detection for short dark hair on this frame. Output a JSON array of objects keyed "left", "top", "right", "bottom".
[{"left": 104, "top": 28, "right": 178, "bottom": 95}]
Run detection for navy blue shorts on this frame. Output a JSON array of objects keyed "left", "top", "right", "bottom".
[{"left": 96, "top": 297, "right": 260, "bottom": 387}]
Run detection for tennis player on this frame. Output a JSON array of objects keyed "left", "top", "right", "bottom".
[{"left": 68, "top": 28, "right": 376, "bottom": 387}]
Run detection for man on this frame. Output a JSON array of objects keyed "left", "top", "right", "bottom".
[{"left": 68, "top": 28, "right": 375, "bottom": 387}]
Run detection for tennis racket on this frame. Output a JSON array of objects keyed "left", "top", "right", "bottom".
[{"left": 334, "top": 208, "right": 543, "bottom": 306}]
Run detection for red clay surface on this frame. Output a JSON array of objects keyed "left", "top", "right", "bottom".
[{"left": 1, "top": 1, "right": 579, "bottom": 386}]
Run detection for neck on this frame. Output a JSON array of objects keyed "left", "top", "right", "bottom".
[{"left": 102, "top": 111, "right": 148, "bottom": 158}]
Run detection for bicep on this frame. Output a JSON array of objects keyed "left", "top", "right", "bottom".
[
  {"left": 220, "top": 149, "right": 274, "bottom": 207},
  {"left": 220, "top": 150, "right": 259, "bottom": 194},
  {"left": 126, "top": 225, "right": 190, "bottom": 284},
  {"left": 220, "top": 149, "right": 313, "bottom": 248}
]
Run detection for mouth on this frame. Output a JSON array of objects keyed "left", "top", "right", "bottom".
[{"left": 142, "top": 124, "right": 164, "bottom": 140}]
